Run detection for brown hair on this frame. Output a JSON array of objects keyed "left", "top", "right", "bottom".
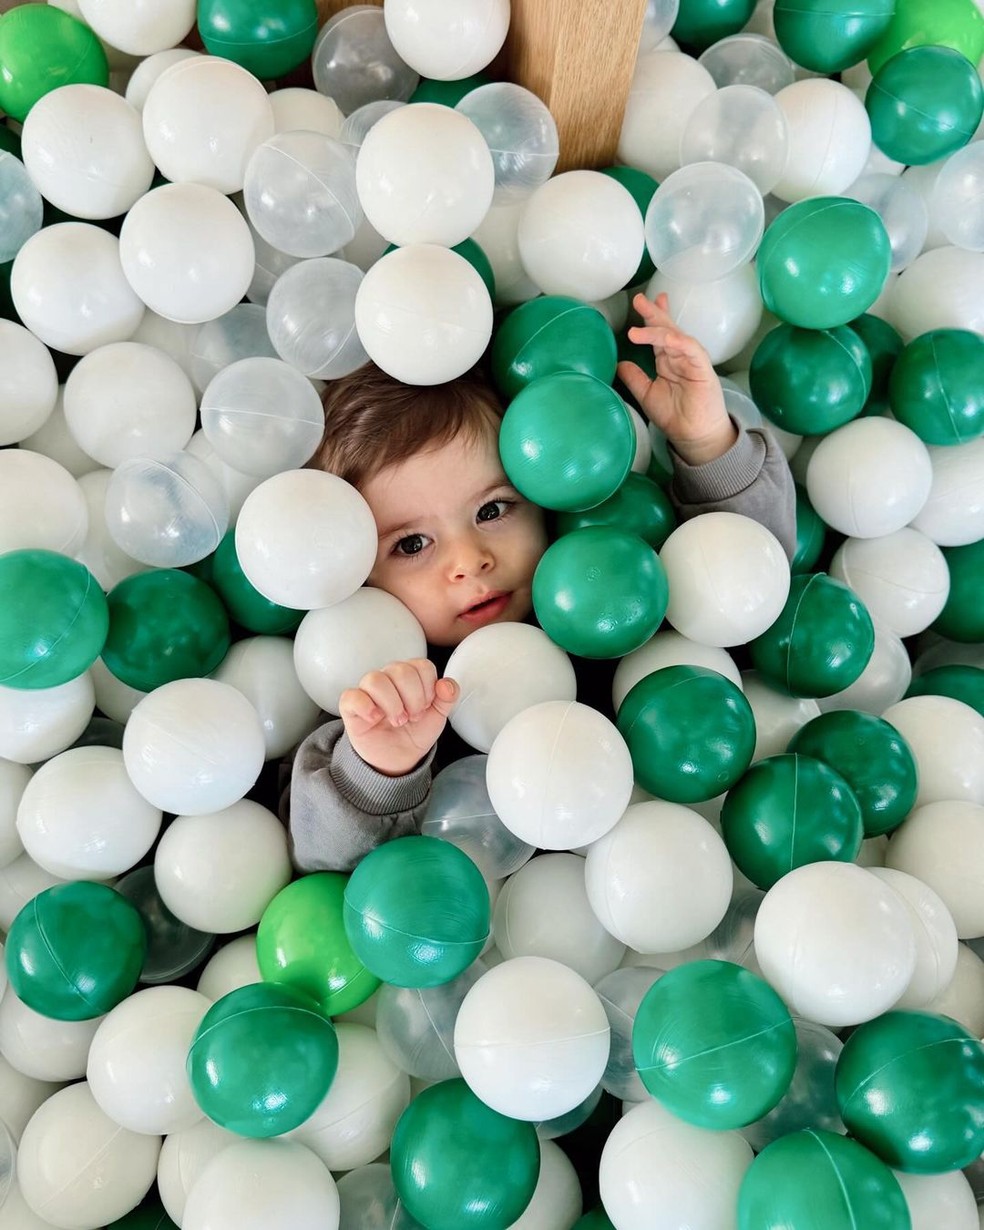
[{"left": 308, "top": 362, "right": 505, "bottom": 489}]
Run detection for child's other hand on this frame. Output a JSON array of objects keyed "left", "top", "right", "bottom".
[
  {"left": 339, "top": 659, "right": 458, "bottom": 777},
  {"left": 617, "top": 291, "right": 738, "bottom": 466}
]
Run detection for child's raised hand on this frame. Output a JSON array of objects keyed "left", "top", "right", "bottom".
[
  {"left": 339, "top": 659, "right": 459, "bottom": 777},
  {"left": 617, "top": 292, "right": 738, "bottom": 466}
]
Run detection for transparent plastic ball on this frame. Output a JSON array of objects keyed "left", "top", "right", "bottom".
[
  {"left": 243, "top": 130, "right": 361, "bottom": 258},
  {"left": 266, "top": 257, "right": 368, "bottom": 378},
  {"left": 930, "top": 142, "right": 984, "bottom": 252},
  {"left": 679, "top": 84, "right": 789, "bottom": 195},
  {"left": 375, "top": 959, "right": 487, "bottom": 1081},
  {"left": 639, "top": 0, "right": 682, "bottom": 52},
  {"left": 0, "top": 151, "right": 42, "bottom": 263},
  {"left": 846, "top": 172, "right": 928, "bottom": 272},
  {"left": 340, "top": 99, "right": 406, "bottom": 154},
  {"left": 593, "top": 965, "right": 664, "bottom": 1102},
  {"left": 741, "top": 1017, "right": 844, "bottom": 1152},
  {"left": 242, "top": 215, "right": 301, "bottom": 308},
  {"left": 189, "top": 303, "right": 279, "bottom": 396},
  {"left": 104, "top": 449, "right": 229, "bottom": 568},
  {"left": 311, "top": 6, "right": 419, "bottom": 116},
  {"left": 199, "top": 356, "right": 326, "bottom": 478},
  {"left": 335, "top": 1163, "right": 422, "bottom": 1230},
  {"left": 455, "top": 82, "right": 559, "bottom": 202},
  {"left": 383, "top": 0, "right": 510, "bottom": 80},
  {"left": 698, "top": 32, "right": 795, "bottom": 93},
  {"left": 644, "top": 261, "right": 764, "bottom": 366}
]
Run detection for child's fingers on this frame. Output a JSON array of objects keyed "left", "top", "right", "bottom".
[
  {"left": 616, "top": 359, "right": 656, "bottom": 407},
  {"left": 353, "top": 670, "right": 410, "bottom": 726},
  {"left": 632, "top": 291, "right": 675, "bottom": 327},
  {"left": 338, "top": 686, "right": 385, "bottom": 731},
  {"left": 381, "top": 660, "right": 433, "bottom": 720},
  {"left": 431, "top": 677, "right": 459, "bottom": 718}
]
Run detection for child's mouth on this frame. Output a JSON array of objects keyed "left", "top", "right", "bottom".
[{"left": 460, "top": 592, "right": 511, "bottom": 624}]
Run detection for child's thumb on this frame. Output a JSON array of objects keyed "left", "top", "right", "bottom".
[{"left": 432, "top": 676, "right": 459, "bottom": 716}]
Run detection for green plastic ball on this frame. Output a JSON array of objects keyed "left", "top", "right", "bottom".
[
  {"left": 835, "top": 1010, "right": 984, "bottom": 1173},
  {"left": 573, "top": 1212, "right": 616, "bottom": 1230},
  {"left": 210, "top": 530, "right": 303, "bottom": 635},
  {"left": 555, "top": 472, "right": 676, "bottom": 551},
  {"left": 391, "top": 1078, "right": 540, "bottom": 1230},
  {"left": 749, "top": 572, "right": 876, "bottom": 699},
  {"left": 491, "top": 297, "right": 617, "bottom": 402},
  {"left": 0, "top": 549, "right": 109, "bottom": 690},
  {"left": 600, "top": 165, "right": 658, "bottom": 284},
  {"left": 932, "top": 539, "right": 984, "bottom": 643},
  {"left": 0, "top": 5, "right": 108, "bottom": 123},
  {"left": 256, "top": 872, "right": 381, "bottom": 1016},
  {"left": 750, "top": 323, "right": 872, "bottom": 435},
  {"left": 849, "top": 312, "right": 903, "bottom": 412},
  {"left": 721, "top": 753, "right": 864, "bottom": 889},
  {"left": 410, "top": 73, "right": 491, "bottom": 106},
  {"left": 737, "top": 1129, "right": 911, "bottom": 1230},
  {"left": 632, "top": 959, "right": 797, "bottom": 1129},
  {"left": 672, "top": 0, "right": 758, "bottom": 52},
  {"left": 616, "top": 665, "right": 756, "bottom": 803},
  {"left": 343, "top": 836, "right": 490, "bottom": 988},
  {"left": 197, "top": 0, "right": 319, "bottom": 79},
  {"left": 5, "top": 882, "right": 146, "bottom": 1022},
  {"left": 906, "top": 664, "right": 984, "bottom": 719},
  {"left": 106, "top": 1203, "right": 178, "bottom": 1230},
  {"left": 773, "top": 0, "right": 895, "bottom": 72},
  {"left": 792, "top": 483, "right": 827, "bottom": 575},
  {"left": 102, "top": 569, "right": 231, "bottom": 693},
  {"left": 453, "top": 237, "right": 496, "bottom": 300},
  {"left": 788, "top": 710, "right": 919, "bottom": 837},
  {"left": 867, "top": 0, "right": 984, "bottom": 74},
  {"left": 499, "top": 372, "right": 635, "bottom": 512},
  {"left": 866, "top": 45, "right": 984, "bottom": 164},
  {"left": 532, "top": 525, "right": 669, "bottom": 659},
  {"left": 187, "top": 982, "right": 339, "bottom": 1138},
  {"left": 757, "top": 197, "right": 892, "bottom": 330},
  {"left": 888, "top": 328, "right": 984, "bottom": 446}
]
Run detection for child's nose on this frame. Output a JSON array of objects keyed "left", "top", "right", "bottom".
[{"left": 448, "top": 534, "right": 494, "bottom": 579}]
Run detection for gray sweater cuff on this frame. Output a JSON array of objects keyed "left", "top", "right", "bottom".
[
  {"left": 331, "top": 730, "right": 435, "bottom": 814},
  {"left": 670, "top": 420, "right": 764, "bottom": 502}
]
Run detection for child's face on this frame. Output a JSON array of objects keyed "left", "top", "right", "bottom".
[{"left": 360, "top": 429, "right": 548, "bottom": 647}]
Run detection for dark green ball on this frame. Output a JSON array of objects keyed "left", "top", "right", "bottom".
[
  {"left": 773, "top": 0, "right": 895, "bottom": 72},
  {"left": 672, "top": 0, "right": 758, "bottom": 52},
  {"left": 491, "top": 296, "right": 617, "bottom": 401},
  {"left": 932, "top": 538, "right": 984, "bottom": 642},
  {"left": 750, "top": 323, "right": 872, "bottom": 435},
  {"left": 792, "top": 483, "right": 827, "bottom": 574},
  {"left": 197, "top": 0, "right": 319, "bottom": 79},
  {"left": 555, "top": 472, "right": 676, "bottom": 550},
  {"left": 600, "top": 165, "right": 659, "bottom": 284},
  {"left": 906, "top": 664, "right": 984, "bottom": 719},
  {"left": 888, "top": 328, "right": 984, "bottom": 446},
  {"left": 210, "top": 530, "right": 303, "bottom": 634},
  {"left": 411, "top": 74, "right": 491, "bottom": 106},
  {"left": 849, "top": 311, "right": 903, "bottom": 409}
]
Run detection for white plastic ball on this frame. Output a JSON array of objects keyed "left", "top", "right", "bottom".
[
  {"left": 266, "top": 257, "right": 369, "bottom": 379},
  {"left": 455, "top": 82, "right": 559, "bottom": 201},
  {"left": 612, "top": 630, "right": 742, "bottom": 711},
  {"left": 517, "top": 170, "right": 645, "bottom": 302},
  {"left": 868, "top": 866, "right": 959, "bottom": 1008},
  {"left": 0, "top": 758, "right": 30, "bottom": 869},
  {"left": 816, "top": 620, "right": 912, "bottom": 716},
  {"left": 470, "top": 199, "right": 543, "bottom": 306},
  {"left": 885, "top": 246, "right": 984, "bottom": 340},
  {"left": 928, "top": 942, "right": 984, "bottom": 1036},
  {"left": 444, "top": 623, "right": 577, "bottom": 754},
  {"left": 129, "top": 309, "right": 198, "bottom": 381},
  {"left": 119, "top": 183, "right": 255, "bottom": 325},
  {"left": 0, "top": 450, "right": 87, "bottom": 556},
  {"left": 618, "top": 51, "right": 718, "bottom": 183},
  {"left": 0, "top": 149, "right": 43, "bottom": 265},
  {"left": 896, "top": 1170, "right": 978, "bottom": 1230},
  {"left": 384, "top": 0, "right": 509, "bottom": 79},
  {"left": 121, "top": 678, "right": 266, "bottom": 815},
  {"left": 213, "top": 636, "right": 321, "bottom": 761},
  {"left": 910, "top": 439, "right": 984, "bottom": 547},
  {"left": 771, "top": 79, "right": 871, "bottom": 202},
  {"left": 645, "top": 260, "right": 764, "bottom": 365},
  {"left": 153, "top": 799, "right": 292, "bottom": 933},
  {"left": 63, "top": 342, "right": 196, "bottom": 469},
  {"left": 269, "top": 87, "right": 344, "bottom": 138},
  {"left": 0, "top": 1054, "right": 63, "bottom": 1144},
  {"left": 86, "top": 986, "right": 210, "bottom": 1135},
  {"left": 16, "top": 1081, "right": 161, "bottom": 1229},
  {"left": 0, "top": 987, "right": 103, "bottom": 1082},
  {"left": 599, "top": 1098, "right": 753, "bottom": 1230},
  {"left": 679, "top": 83, "right": 789, "bottom": 194},
  {"left": 19, "top": 390, "right": 100, "bottom": 480},
  {"left": 453, "top": 956, "right": 610, "bottom": 1121},
  {"left": 20, "top": 84, "right": 154, "bottom": 221},
  {"left": 753, "top": 861, "right": 916, "bottom": 1027},
  {"left": 292, "top": 587, "right": 426, "bottom": 716},
  {"left": 141, "top": 55, "right": 275, "bottom": 193},
  {"left": 881, "top": 695, "right": 984, "bottom": 808},
  {"left": 0, "top": 319, "right": 58, "bottom": 447},
  {"left": 189, "top": 303, "right": 278, "bottom": 396},
  {"left": 333, "top": 1164, "right": 417, "bottom": 1230},
  {"left": 11, "top": 223, "right": 144, "bottom": 356},
  {"left": 509, "top": 1139, "right": 583, "bottom": 1230},
  {"left": 374, "top": 960, "right": 486, "bottom": 1081},
  {"left": 311, "top": 7, "right": 419, "bottom": 116},
  {"left": 486, "top": 701, "right": 634, "bottom": 850},
  {"left": 104, "top": 449, "right": 229, "bottom": 568},
  {"left": 354, "top": 243, "right": 493, "bottom": 385},
  {"left": 698, "top": 31, "right": 795, "bottom": 93},
  {"left": 88, "top": 657, "right": 146, "bottom": 727},
  {"left": 124, "top": 47, "right": 201, "bottom": 110},
  {"left": 930, "top": 141, "right": 984, "bottom": 252},
  {"left": 846, "top": 172, "right": 928, "bottom": 272},
  {"left": 356, "top": 102, "right": 494, "bottom": 246},
  {"left": 77, "top": 0, "right": 196, "bottom": 55},
  {"left": 830, "top": 528, "right": 950, "bottom": 639},
  {"left": 75, "top": 470, "right": 146, "bottom": 592},
  {"left": 886, "top": 801, "right": 984, "bottom": 940},
  {"left": 234, "top": 469, "right": 377, "bottom": 609},
  {"left": 196, "top": 934, "right": 263, "bottom": 1002},
  {"left": 0, "top": 674, "right": 95, "bottom": 767},
  {"left": 157, "top": 1118, "right": 237, "bottom": 1227},
  {"left": 740, "top": 670, "right": 822, "bottom": 761}
]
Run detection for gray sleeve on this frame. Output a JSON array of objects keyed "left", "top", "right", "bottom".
[
  {"left": 280, "top": 719, "right": 435, "bottom": 874},
  {"left": 668, "top": 420, "right": 797, "bottom": 562}
]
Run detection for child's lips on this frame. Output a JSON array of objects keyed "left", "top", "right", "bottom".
[{"left": 459, "top": 591, "right": 511, "bottom": 624}]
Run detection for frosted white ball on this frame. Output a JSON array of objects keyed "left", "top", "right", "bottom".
[
  {"left": 486, "top": 701, "right": 634, "bottom": 850},
  {"left": 895, "top": 1170, "right": 978, "bottom": 1230},
  {"left": 86, "top": 986, "right": 210, "bottom": 1135},
  {"left": 517, "top": 171, "right": 645, "bottom": 302},
  {"left": 0, "top": 674, "right": 95, "bottom": 767},
  {"left": 153, "top": 800, "right": 292, "bottom": 933},
  {"left": 470, "top": 199, "right": 542, "bottom": 307},
  {"left": 453, "top": 956, "right": 610, "bottom": 1121},
  {"left": 0, "top": 450, "right": 87, "bottom": 557},
  {"left": 0, "top": 147, "right": 42, "bottom": 264},
  {"left": 311, "top": 6, "right": 419, "bottom": 117},
  {"left": 185, "top": 431, "right": 264, "bottom": 524},
  {"left": 445, "top": 623, "right": 577, "bottom": 753},
  {"left": 644, "top": 261, "right": 764, "bottom": 365},
  {"left": 129, "top": 309, "right": 198, "bottom": 381},
  {"left": 235, "top": 469, "right": 377, "bottom": 609},
  {"left": 868, "top": 867, "right": 958, "bottom": 1008},
  {"left": 157, "top": 1118, "right": 237, "bottom": 1227},
  {"left": 910, "top": 439, "right": 984, "bottom": 547},
  {"left": 293, "top": 588, "right": 426, "bottom": 715},
  {"left": 266, "top": 257, "right": 368, "bottom": 379},
  {"left": 771, "top": 79, "right": 871, "bottom": 202},
  {"left": 269, "top": 87, "right": 343, "bottom": 138},
  {"left": 124, "top": 47, "right": 201, "bottom": 110},
  {"left": 213, "top": 636, "right": 321, "bottom": 761},
  {"left": 78, "top": 0, "right": 196, "bottom": 55},
  {"left": 612, "top": 630, "right": 742, "bottom": 712},
  {"left": 930, "top": 141, "right": 984, "bottom": 253},
  {"left": 599, "top": 1098, "right": 753, "bottom": 1230},
  {"left": 119, "top": 183, "right": 255, "bottom": 325},
  {"left": 354, "top": 243, "right": 493, "bottom": 385},
  {"left": 816, "top": 620, "right": 912, "bottom": 717},
  {"left": 805, "top": 417, "right": 933, "bottom": 538},
  {"left": 680, "top": 83, "right": 789, "bottom": 194},
  {"left": 122, "top": 678, "right": 266, "bottom": 816},
  {"left": 288, "top": 1023, "right": 410, "bottom": 1171},
  {"left": 374, "top": 960, "right": 486, "bottom": 1081},
  {"left": 881, "top": 696, "right": 984, "bottom": 808},
  {"left": 183, "top": 1138, "right": 339, "bottom": 1230},
  {"left": 886, "top": 801, "right": 984, "bottom": 940},
  {"left": 886, "top": 247, "right": 984, "bottom": 340},
  {"left": 753, "top": 861, "right": 916, "bottom": 1027},
  {"left": 455, "top": 82, "right": 560, "bottom": 202},
  {"left": 658, "top": 512, "right": 791, "bottom": 647},
  {"left": 196, "top": 934, "right": 263, "bottom": 1002},
  {"left": 16, "top": 1082, "right": 161, "bottom": 1229},
  {"left": 740, "top": 670, "right": 821, "bottom": 761},
  {"left": 63, "top": 342, "right": 197, "bottom": 468},
  {"left": 88, "top": 657, "right": 146, "bottom": 727},
  {"left": 928, "top": 943, "right": 984, "bottom": 1037},
  {"left": 384, "top": 0, "right": 509, "bottom": 79},
  {"left": 0, "top": 319, "right": 58, "bottom": 446},
  {"left": 19, "top": 389, "right": 100, "bottom": 480},
  {"left": 618, "top": 51, "right": 717, "bottom": 182},
  {"left": 0, "top": 1053, "right": 63, "bottom": 1143},
  {"left": 830, "top": 529, "right": 950, "bottom": 638},
  {"left": 11, "top": 223, "right": 144, "bottom": 356},
  {"left": 492, "top": 853, "right": 625, "bottom": 984},
  {"left": 20, "top": 84, "right": 154, "bottom": 220},
  {"left": 0, "top": 758, "right": 31, "bottom": 868},
  {"left": 847, "top": 171, "right": 928, "bottom": 272},
  {"left": 0, "top": 987, "right": 103, "bottom": 1081},
  {"left": 509, "top": 1139, "right": 583, "bottom": 1230},
  {"left": 189, "top": 302, "right": 278, "bottom": 395},
  {"left": 15, "top": 746, "right": 161, "bottom": 881},
  {"left": 356, "top": 102, "right": 494, "bottom": 245},
  {"left": 142, "top": 55, "right": 275, "bottom": 193},
  {"left": 584, "top": 801, "right": 733, "bottom": 953}
]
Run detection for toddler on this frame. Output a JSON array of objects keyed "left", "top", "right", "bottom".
[{"left": 282, "top": 292, "right": 796, "bottom": 872}]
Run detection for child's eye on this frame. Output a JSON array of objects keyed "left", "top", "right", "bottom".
[
  {"left": 477, "top": 500, "right": 511, "bottom": 523},
  {"left": 393, "top": 533, "right": 430, "bottom": 557}
]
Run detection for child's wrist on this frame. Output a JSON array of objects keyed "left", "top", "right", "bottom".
[{"left": 670, "top": 418, "right": 739, "bottom": 467}]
